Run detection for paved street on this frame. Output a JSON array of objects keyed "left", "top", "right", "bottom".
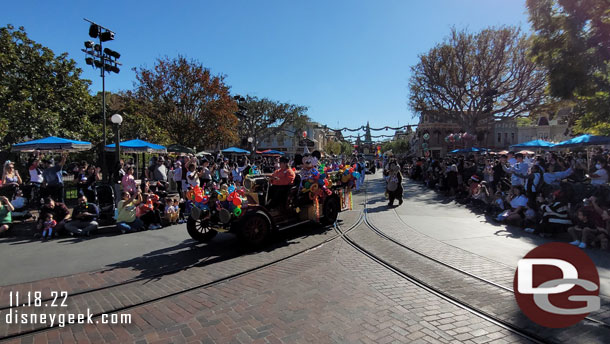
[{"left": 0, "top": 173, "right": 608, "bottom": 343}]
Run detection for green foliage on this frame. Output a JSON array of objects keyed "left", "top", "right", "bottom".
[
  {"left": 0, "top": 25, "right": 99, "bottom": 148},
  {"left": 132, "top": 56, "right": 239, "bottom": 150},
  {"left": 381, "top": 139, "right": 411, "bottom": 155},
  {"left": 409, "top": 26, "right": 547, "bottom": 133},
  {"left": 237, "top": 95, "right": 309, "bottom": 149},
  {"left": 516, "top": 116, "right": 536, "bottom": 127},
  {"left": 340, "top": 141, "right": 353, "bottom": 156},
  {"left": 527, "top": 0, "right": 610, "bottom": 134}
]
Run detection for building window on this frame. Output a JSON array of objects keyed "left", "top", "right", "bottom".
[
  {"left": 511, "top": 133, "right": 515, "bottom": 143},
  {"left": 504, "top": 133, "right": 508, "bottom": 143},
  {"left": 497, "top": 133, "right": 501, "bottom": 143}
]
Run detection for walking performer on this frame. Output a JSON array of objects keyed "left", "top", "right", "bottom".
[{"left": 384, "top": 160, "right": 403, "bottom": 207}]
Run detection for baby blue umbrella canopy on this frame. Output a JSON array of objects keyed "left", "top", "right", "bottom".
[
  {"left": 105, "top": 139, "right": 167, "bottom": 153},
  {"left": 449, "top": 147, "right": 488, "bottom": 154},
  {"left": 221, "top": 147, "right": 250, "bottom": 154},
  {"left": 261, "top": 149, "right": 285, "bottom": 155},
  {"left": 12, "top": 136, "right": 92, "bottom": 152},
  {"left": 554, "top": 134, "right": 610, "bottom": 148},
  {"left": 510, "top": 139, "right": 555, "bottom": 149}
]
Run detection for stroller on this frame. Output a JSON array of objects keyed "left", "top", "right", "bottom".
[{"left": 94, "top": 183, "right": 117, "bottom": 223}]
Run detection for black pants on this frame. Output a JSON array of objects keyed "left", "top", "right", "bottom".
[
  {"left": 388, "top": 186, "right": 403, "bottom": 205},
  {"left": 268, "top": 185, "right": 291, "bottom": 209},
  {"left": 140, "top": 210, "right": 162, "bottom": 227}
]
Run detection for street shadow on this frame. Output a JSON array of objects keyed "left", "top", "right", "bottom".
[{"left": 101, "top": 220, "right": 334, "bottom": 281}]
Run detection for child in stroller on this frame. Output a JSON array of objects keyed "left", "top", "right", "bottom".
[{"left": 9, "top": 189, "right": 33, "bottom": 221}]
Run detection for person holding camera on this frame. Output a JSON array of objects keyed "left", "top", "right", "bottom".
[{"left": 187, "top": 163, "right": 203, "bottom": 188}]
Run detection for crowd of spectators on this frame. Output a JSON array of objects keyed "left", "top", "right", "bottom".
[
  {"left": 0, "top": 151, "right": 369, "bottom": 239},
  {"left": 402, "top": 147, "right": 610, "bottom": 251}
]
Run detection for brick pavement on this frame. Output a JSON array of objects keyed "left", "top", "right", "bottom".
[
  {"left": 364, "top": 176, "right": 610, "bottom": 326},
  {"left": 3, "top": 235, "right": 529, "bottom": 344},
  {"left": 347, "top": 223, "right": 609, "bottom": 343}
]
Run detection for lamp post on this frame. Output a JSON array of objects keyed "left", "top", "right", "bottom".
[
  {"left": 83, "top": 18, "right": 121, "bottom": 181},
  {"left": 247, "top": 137, "right": 254, "bottom": 156},
  {"left": 111, "top": 114, "right": 123, "bottom": 167}
]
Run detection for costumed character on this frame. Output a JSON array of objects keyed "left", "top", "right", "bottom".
[{"left": 385, "top": 161, "right": 403, "bottom": 206}]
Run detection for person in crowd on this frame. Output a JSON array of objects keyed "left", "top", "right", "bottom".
[
  {"left": 75, "top": 163, "right": 89, "bottom": 198},
  {"left": 137, "top": 193, "right": 163, "bottom": 230},
  {"left": 116, "top": 191, "right": 144, "bottom": 234},
  {"left": 152, "top": 156, "right": 168, "bottom": 184},
  {"left": 231, "top": 162, "right": 245, "bottom": 186},
  {"left": 41, "top": 213, "right": 56, "bottom": 240},
  {"left": 36, "top": 197, "right": 70, "bottom": 237},
  {"left": 122, "top": 166, "right": 137, "bottom": 195},
  {"left": 173, "top": 199, "right": 185, "bottom": 224},
  {"left": 1, "top": 161, "right": 22, "bottom": 200},
  {"left": 82, "top": 165, "right": 101, "bottom": 202},
  {"left": 568, "top": 203, "right": 605, "bottom": 249},
  {"left": 113, "top": 159, "right": 125, "bottom": 206},
  {"left": 502, "top": 153, "right": 529, "bottom": 187},
  {"left": 589, "top": 159, "right": 609, "bottom": 185},
  {"left": 268, "top": 157, "right": 296, "bottom": 210},
  {"left": 199, "top": 158, "right": 213, "bottom": 187},
  {"left": 187, "top": 164, "right": 203, "bottom": 189},
  {"left": 28, "top": 156, "right": 44, "bottom": 206},
  {"left": 496, "top": 185, "right": 530, "bottom": 227},
  {"left": 526, "top": 190, "right": 572, "bottom": 236},
  {"left": 164, "top": 197, "right": 179, "bottom": 224},
  {"left": 0, "top": 195, "right": 14, "bottom": 235},
  {"left": 42, "top": 154, "right": 67, "bottom": 203},
  {"left": 173, "top": 161, "right": 183, "bottom": 197},
  {"left": 65, "top": 195, "right": 99, "bottom": 236},
  {"left": 219, "top": 161, "right": 230, "bottom": 185}
]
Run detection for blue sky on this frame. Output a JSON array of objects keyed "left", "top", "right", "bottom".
[{"left": 2, "top": 1, "right": 530, "bottom": 137}]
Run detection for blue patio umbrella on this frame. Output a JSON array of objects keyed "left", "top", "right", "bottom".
[
  {"left": 105, "top": 139, "right": 167, "bottom": 153},
  {"left": 449, "top": 147, "right": 488, "bottom": 154},
  {"left": 261, "top": 149, "right": 284, "bottom": 155},
  {"left": 554, "top": 134, "right": 610, "bottom": 148},
  {"left": 510, "top": 139, "right": 555, "bottom": 149},
  {"left": 221, "top": 147, "right": 250, "bottom": 154},
  {"left": 12, "top": 136, "right": 92, "bottom": 152}
]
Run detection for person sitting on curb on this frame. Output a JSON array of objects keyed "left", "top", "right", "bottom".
[
  {"left": 568, "top": 203, "right": 605, "bottom": 249},
  {"left": 65, "top": 195, "right": 99, "bottom": 236},
  {"left": 117, "top": 191, "right": 144, "bottom": 234},
  {"left": 36, "top": 197, "right": 70, "bottom": 237},
  {"left": 0, "top": 196, "right": 15, "bottom": 235}
]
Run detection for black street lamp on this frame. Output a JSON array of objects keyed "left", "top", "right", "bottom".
[{"left": 83, "top": 18, "right": 121, "bottom": 181}]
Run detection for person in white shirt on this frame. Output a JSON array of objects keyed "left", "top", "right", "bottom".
[
  {"left": 589, "top": 160, "right": 609, "bottom": 185},
  {"left": 503, "top": 153, "right": 529, "bottom": 186},
  {"left": 173, "top": 162, "right": 183, "bottom": 196},
  {"left": 186, "top": 164, "right": 202, "bottom": 188}
]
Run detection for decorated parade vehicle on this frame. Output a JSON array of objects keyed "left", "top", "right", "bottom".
[{"left": 186, "top": 151, "right": 360, "bottom": 247}]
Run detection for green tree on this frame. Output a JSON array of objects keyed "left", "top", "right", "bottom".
[
  {"left": 409, "top": 27, "right": 547, "bottom": 134},
  {"left": 102, "top": 91, "right": 172, "bottom": 145},
  {"left": 0, "top": 25, "right": 99, "bottom": 148},
  {"left": 236, "top": 95, "right": 309, "bottom": 149},
  {"left": 340, "top": 141, "right": 353, "bottom": 156},
  {"left": 132, "top": 56, "right": 239, "bottom": 150},
  {"left": 325, "top": 140, "right": 342, "bottom": 155},
  {"left": 527, "top": 0, "right": 610, "bottom": 134}
]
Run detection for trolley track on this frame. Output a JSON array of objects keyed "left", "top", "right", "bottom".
[
  {"left": 375, "top": 178, "right": 610, "bottom": 329},
  {"left": 0, "top": 210, "right": 365, "bottom": 341},
  {"left": 330, "top": 179, "right": 600, "bottom": 344}
]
